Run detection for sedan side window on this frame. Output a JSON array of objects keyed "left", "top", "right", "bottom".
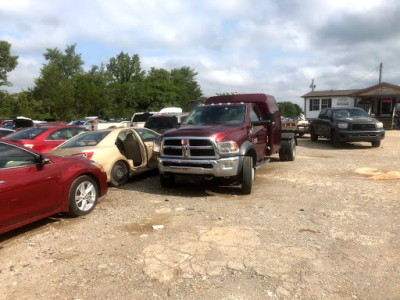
[{"left": 0, "top": 143, "right": 36, "bottom": 169}]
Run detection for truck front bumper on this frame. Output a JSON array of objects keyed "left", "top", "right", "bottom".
[
  {"left": 336, "top": 129, "right": 385, "bottom": 142},
  {"left": 158, "top": 156, "right": 241, "bottom": 177}
]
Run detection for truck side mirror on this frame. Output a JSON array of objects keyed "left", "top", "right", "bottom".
[
  {"left": 251, "top": 112, "right": 276, "bottom": 126},
  {"left": 265, "top": 112, "right": 275, "bottom": 123}
]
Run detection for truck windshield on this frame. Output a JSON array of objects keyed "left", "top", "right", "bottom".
[
  {"left": 184, "top": 105, "right": 245, "bottom": 125},
  {"left": 333, "top": 109, "right": 370, "bottom": 119}
]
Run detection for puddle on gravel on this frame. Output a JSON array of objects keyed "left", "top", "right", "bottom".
[
  {"left": 122, "top": 215, "right": 170, "bottom": 235},
  {"left": 355, "top": 168, "right": 400, "bottom": 180}
]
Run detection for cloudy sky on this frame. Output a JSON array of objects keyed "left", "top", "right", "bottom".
[{"left": 1, "top": 0, "right": 400, "bottom": 107}]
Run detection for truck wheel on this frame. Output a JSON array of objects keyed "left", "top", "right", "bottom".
[
  {"left": 330, "top": 131, "right": 341, "bottom": 148},
  {"left": 371, "top": 141, "right": 381, "bottom": 147},
  {"left": 241, "top": 156, "right": 254, "bottom": 195},
  {"left": 279, "top": 139, "right": 296, "bottom": 161},
  {"left": 160, "top": 174, "right": 175, "bottom": 188},
  {"left": 310, "top": 127, "right": 318, "bottom": 141},
  {"left": 110, "top": 161, "right": 129, "bottom": 187}
]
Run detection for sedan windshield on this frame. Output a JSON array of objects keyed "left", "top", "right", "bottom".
[
  {"left": 185, "top": 105, "right": 245, "bottom": 125},
  {"left": 5, "top": 127, "right": 48, "bottom": 140},
  {"left": 59, "top": 131, "right": 111, "bottom": 148}
]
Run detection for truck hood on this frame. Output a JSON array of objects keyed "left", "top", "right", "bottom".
[
  {"left": 163, "top": 124, "right": 246, "bottom": 142},
  {"left": 337, "top": 117, "right": 377, "bottom": 123}
]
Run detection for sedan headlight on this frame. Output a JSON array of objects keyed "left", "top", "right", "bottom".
[
  {"left": 91, "top": 162, "right": 104, "bottom": 172},
  {"left": 376, "top": 122, "right": 383, "bottom": 129},
  {"left": 337, "top": 122, "right": 348, "bottom": 129},
  {"left": 216, "top": 141, "right": 239, "bottom": 155},
  {"left": 24, "top": 144, "right": 34, "bottom": 148}
]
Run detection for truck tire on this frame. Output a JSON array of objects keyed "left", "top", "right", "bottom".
[
  {"left": 330, "top": 131, "right": 341, "bottom": 148},
  {"left": 371, "top": 141, "right": 381, "bottom": 147},
  {"left": 241, "top": 156, "right": 254, "bottom": 195},
  {"left": 160, "top": 174, "right": 175, "bottom": 188},
  {"left": 279, "top": 139, "right": 296, "bottom": 161},
  {"left": 310, "top": 127, "right": 318, "bottom": 141}
]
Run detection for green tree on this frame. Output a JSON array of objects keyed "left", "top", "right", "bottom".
[
  {"left": 106, "top": 52, "right": 146, "bottom": 117},
  {"left": 170, "top": 66, "right": 202, "bottom": 111},
  {"left": 33, "top": 44, "right": 84, "bottom": 120},
  {"left": 0, "top": 41, "right": 18, "bottom": 87},
  {"left": 74, "top": 65, "right": 112, "bottom": 118},
  {"left": 140, "top": 67, "right": 177, "bottom": 111},
  {"left": 278, "top": 101, "right": 303, "bottom": 118}
]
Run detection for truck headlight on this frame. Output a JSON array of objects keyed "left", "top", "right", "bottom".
[
  {"left": 337, "top": 122, "right": 348, "bottom": 129},
  {"left": 376, "top": 122, "right": 383, "bottom": 129},
  {"left": 217, "top": 141, "right": 239, "bottom": 155}
]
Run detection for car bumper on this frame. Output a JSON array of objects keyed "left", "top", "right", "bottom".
[
  {"left": 158, "top": 156, "right": 241, "bottom": 177},
  {"left": 336, "top": 129, "right": 385, "bottom": 142}
]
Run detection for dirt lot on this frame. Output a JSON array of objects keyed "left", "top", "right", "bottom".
[{"left": 1, "top": 131, "right": 399, "bottom": 299}]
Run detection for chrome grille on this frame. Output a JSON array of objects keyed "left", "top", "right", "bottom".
[{"left": 162, "top": 137, "right": 216, "bottom": 158}]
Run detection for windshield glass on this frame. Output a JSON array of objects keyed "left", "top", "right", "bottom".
[
  {"left": 185, "top": 105, "right": 246, "bottom": 125},
  {"left": 5, "top": 127, "right": 48, "bottom": 140},
  {"left": 333, "top": 108, "right": 370, "bottom": 119},
  {"left": 145, "top": 117, "right": 176, "bottom": 129},
  {"left": 59, "top": 131, "right": 111, "bottom": 148}
]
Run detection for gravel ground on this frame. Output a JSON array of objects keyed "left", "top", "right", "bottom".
[{"left": 1, "top": 131, "right": 399, "bottom": 299}]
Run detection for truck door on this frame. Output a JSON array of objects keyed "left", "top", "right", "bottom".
[
  {"left": 315, "top": 109, "right": 331, "bottom": 137},
  {"left": 249, "top": 105, "right": 267, "bottom": 158}
]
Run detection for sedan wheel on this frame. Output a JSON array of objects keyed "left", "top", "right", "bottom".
[
  {"left": 68, "top": 175, "right": 98, "bottom": 216},
  {"left": 110, "top": 161, "right": 129, "bottom": 187}
]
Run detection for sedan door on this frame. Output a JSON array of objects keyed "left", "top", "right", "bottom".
[{"left": 0, "top": 143, "right": 63, "bottom": 230}]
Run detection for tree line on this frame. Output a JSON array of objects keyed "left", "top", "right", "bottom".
[
  {"left": 0, "top": 42, "right": 203, "bottom": 121},
  {"left": 0, "top": 41, "right": 303, "bottom": 121}
]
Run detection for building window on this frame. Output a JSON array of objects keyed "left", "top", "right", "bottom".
[
  {"left": 310, "top": 99, "right": 320, "bottom": 111},
  {"left": 321, "top": 98, "right": 332, "bottom": 109}
]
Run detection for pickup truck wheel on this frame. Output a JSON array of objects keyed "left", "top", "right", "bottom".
[
  {"left": 110, "top": 161, "right": 129, "bottom": 187},
  {"left": 371, "top": 141, "right": 381, "bottom": 147},
  {"left": 330, "top": 131, "right": 341, "bottom": 148},
  {"left": 279, "top": 139, "right": 296, "bottom": 161},
  {"left": 160, "top": 174, "right": 175, "bottom": 188},
  {"left": 241, "top": 156, "right": 254, "bottom": 195},
  {"left": 310, "top": 127, "right": 318, "bottom": 141}
]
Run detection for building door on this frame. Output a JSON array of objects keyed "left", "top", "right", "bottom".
[{"left": 381, "top": 98, "right": 392, "bottom": 115}]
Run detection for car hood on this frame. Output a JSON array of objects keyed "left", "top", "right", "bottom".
[{"left": 45, "top": 154, "right": 90, "bottom": 164}]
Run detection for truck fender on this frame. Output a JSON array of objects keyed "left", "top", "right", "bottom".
[{"left": 237, "top": 141, "right": 257, "bottom": 171}]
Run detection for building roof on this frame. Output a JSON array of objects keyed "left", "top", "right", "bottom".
[
  {"left": 302, "top": 89, "right": 360, "bottom": 98},
  {"left": 353, "top": 82, "right": 400, "bottom": 96}
]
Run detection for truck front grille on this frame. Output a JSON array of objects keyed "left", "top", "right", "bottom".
[
  {"left": 350, "top": 124, "right": 376, "bottom": 130},
  {"left": 162, "top": 138, "right": 216, "bottom": 158}
]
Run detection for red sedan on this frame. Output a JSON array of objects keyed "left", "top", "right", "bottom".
[
  {"left": 0, "top": 140, "right": 108, "bottom": 235},
  {"left": 2, "top": 125, "right": 87, "bottom": 152}
]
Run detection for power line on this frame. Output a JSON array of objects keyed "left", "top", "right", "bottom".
[{"left": 338, "top": 64, "right": 380, "bottom": 89}]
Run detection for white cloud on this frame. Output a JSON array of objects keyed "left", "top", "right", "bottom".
[{"left": 1, "top": 0, "right": 400, "bottom": 110}]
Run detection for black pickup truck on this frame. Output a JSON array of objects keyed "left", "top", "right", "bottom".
[{"left": 309, "top": 107, "right": 385, "bottom": 147}]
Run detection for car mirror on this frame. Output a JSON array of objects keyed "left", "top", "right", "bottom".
[{"left": 35, "top": 154, "right": 46, "bottom": 170}]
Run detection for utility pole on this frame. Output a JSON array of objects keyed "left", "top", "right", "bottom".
[
  {"left": 310, "top": 78, "right": 316, "bottom": 91},
  {"left": 379, "top": 62, "right": 382, "bottom": 84}
]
